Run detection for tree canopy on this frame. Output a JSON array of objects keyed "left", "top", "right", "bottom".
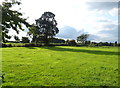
[
  {"left": 29, "top": 12, "right": 59, "bottom": 45},
  {"left": 1, "top": 0, "right": 31, "bottom": 43},
  {"left": 77, "top": 34, "right": 89, "bottom": 44}
]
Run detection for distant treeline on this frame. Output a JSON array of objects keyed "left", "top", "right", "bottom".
[
  {"left": 66, "top": 40, "right": 119, "bottom": 47},
  {"left": 1, "top": 37, "right": 119, "bottom": 47}
]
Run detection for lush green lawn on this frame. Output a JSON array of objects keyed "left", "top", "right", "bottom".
[{"left": 1, "top": 46, "right": 119, "bottom": 86}]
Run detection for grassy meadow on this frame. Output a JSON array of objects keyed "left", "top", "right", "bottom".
[{"left": 1, "top": 46, "right": 119, "bottom": 86}]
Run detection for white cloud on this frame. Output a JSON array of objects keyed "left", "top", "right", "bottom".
[
  {"left": 56, "top": 26, "right": 86, "bottom": 40},
  {"left": 108, "top": 8, "right": 118, "bottom": 16},
  {"left": 88, "top": 0, "right": 119, "bottom": 2},
  {"left": 93, "top": 23, "right": 118, "bottom": 42},
  {"left": 20, "top": 0, "right": 90, "bottom": 27}
]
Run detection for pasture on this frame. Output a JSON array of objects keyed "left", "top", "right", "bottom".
[{"left": 1, "top": 46, "right": 119, "bottom": 86}]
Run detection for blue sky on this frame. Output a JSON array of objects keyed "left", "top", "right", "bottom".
[{"left": 6, "top": 0, "right": 119, "bottom": 43}]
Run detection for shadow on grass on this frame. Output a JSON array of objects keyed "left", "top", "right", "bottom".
[
  {"left": 39, "top": 46, "right": 119, "bottom": 55},
  {"left": 26, "top": 47, "right": 36, "bottom": 49}
]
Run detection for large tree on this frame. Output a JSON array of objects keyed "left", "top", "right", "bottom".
[
  {"left": 77, "top": 34, "right": 89, "bottom": 44},
  {"left": 34, "top": 12, "right": 59, "bottom": 45},
  {"left": 1, "top": 0, "right": 31, "bottom": 43}
]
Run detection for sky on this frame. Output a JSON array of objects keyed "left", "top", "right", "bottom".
[{"left": 5, "top": 0, "right": 119, "bottom": 43}]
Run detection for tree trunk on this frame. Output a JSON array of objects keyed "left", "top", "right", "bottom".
[{"left": 44, "top": 35, "right": 49, "bottom": 46}]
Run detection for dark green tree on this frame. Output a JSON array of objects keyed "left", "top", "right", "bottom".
[
  {"left": 85, "top": 40, "right": 91, "bottom": 46},
  {"left": 35, "top": 12, "right": 59, "bottom": 45},
  {"left": 14, "top": 35, "right": 20, "bottom": 42},
  {"left": 77, "top": 34, "right": 89, "bottom": 44},
  {"left": 66, "top": 40, "right": 76, "bottom": 46},
  {"left": 1, "top": 0, "right": 31, "bottom": 43},
  {"left": 21, "top": 37, "right": 30, "bottom": 43},
  {"left": 114, "top": 41, "right": 117, "bottom": 46}
]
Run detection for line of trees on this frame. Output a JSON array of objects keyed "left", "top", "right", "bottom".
[{"left": 76, "top": 34, "right": 119, "bottom": 46}]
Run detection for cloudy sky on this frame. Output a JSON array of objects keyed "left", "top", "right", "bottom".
[{"left": 7, "top": 0, "right": 119, "bottom": 43}]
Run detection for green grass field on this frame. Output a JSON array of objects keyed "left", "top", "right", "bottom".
[{"left": 1, "top": 46, "right": 119, "bottom": 86}]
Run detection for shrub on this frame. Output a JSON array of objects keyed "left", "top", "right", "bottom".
[
  {"left": 2, "top": 43, "right": 12, "bottom": 47},
  {"left": 66, "top": 40, "right": 77, "bottom": 46}
]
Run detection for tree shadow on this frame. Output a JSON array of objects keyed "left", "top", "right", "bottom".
[
  {"left": 40, "top": 46, "right": 119, "bottom": 55},
  {"left": 25, "top": 47, "right": 36, "bottom": 49}
]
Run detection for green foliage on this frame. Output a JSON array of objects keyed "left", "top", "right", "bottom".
[
  {"left": 21, "top": 37, "right": 30, "bottom": 43},
  {"left": 1, "top": 0, "right": 31, "bottom": 43},
  {"left": 77, "top": 34, "right": 89, "bottom": 44},
  {"left": 30, "top": 12, "right": 59, "bottom": 45},
  {"left": 50, "top": 38, "right": 65, "bottom": 43},
  {"left": 14, "top": 35, "right": 20, "bottom": 42},
  {"left": 66, "top": 40, "right": 76, "bottom": 46},
  {"left": 2, "top": 46, "right": 119, "bottom": 86}
]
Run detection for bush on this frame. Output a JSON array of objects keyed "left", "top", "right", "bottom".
[
  {"left": 66, "top": 40, "right": 77, "bottom": 46},
  {"left": 2, "top": 43, "right": 12, "bottom": 47},
  {"left": 21, "top": 37, "right": 30, "bottom": 43}
]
